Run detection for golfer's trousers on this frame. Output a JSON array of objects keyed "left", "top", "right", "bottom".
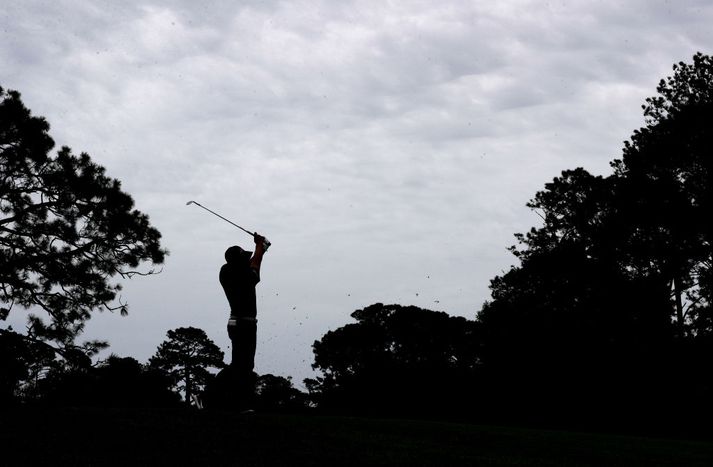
[{"left": 228, "top": 318, "right": 257, "bottom": 373}]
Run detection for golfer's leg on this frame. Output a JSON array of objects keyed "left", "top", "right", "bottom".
[
  {"left": 228, "top": 322, "right": 239, "bottom": 368},
  {"left": 236, "top": 321, "right": 258, "bottom": 405}
]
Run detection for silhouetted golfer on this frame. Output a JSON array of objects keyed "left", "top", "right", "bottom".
[{"left": 219, "top": 233, "right": 267, "bottom": 409}]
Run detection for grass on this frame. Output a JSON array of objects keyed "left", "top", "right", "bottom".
[{"left": 3, "top": 408, "right": 713, "bottom": 466}]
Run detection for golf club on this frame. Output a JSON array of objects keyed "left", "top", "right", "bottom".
[{"left": 186, "top": 200, "right": 271, "bottom": 250}]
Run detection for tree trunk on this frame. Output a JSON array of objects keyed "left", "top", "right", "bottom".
[
  {"left": 185, "top": 367, "right": 191, "bottom": 404},
  {"left": 673, "top": 276, "right": 685, "bottom": 338}
]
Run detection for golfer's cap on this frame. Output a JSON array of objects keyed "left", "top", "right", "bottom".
[{"left": 225, "top": 245, "right": 252, "bottom": 263}]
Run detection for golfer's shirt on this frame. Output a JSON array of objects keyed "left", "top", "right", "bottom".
[{"left": 219, "top": 262, "right": 260, "bottom": 319}]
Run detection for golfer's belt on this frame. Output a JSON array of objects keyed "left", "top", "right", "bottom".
[{"left": 228, "top": 316, "right": 258, "bottom": 326}]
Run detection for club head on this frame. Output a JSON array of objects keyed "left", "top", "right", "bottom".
[{"left": 186, "top": 200, "right": 196, "bottom": 206}]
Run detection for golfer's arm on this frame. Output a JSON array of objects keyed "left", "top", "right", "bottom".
[{"left": 250, "top": 242, "right": 265, "bottom": 272}]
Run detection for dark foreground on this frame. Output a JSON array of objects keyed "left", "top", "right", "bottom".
[{"left": 3, "top": 408, "right": 713, "bottom": 466}]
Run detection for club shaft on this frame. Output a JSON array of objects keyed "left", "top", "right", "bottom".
[{"left": 192, "top": 202, "right": 254, "bottom": 236}]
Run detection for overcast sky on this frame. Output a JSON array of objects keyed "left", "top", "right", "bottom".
[{"left": 2, "top": 0, "right": 712, "bottom": 385}]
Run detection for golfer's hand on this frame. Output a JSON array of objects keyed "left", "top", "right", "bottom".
[{"left": 254, "top": 233, "right": 270, "bottom": 252}]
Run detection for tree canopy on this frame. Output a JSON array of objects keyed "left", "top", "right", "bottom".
[
  {"left": 475, "top": 52, "right": 713, "bottom": 421},
  {"left": 613, "top": 53, "right": 713, "bottom": 336},
  {"left": 307, "top": 303, "right": 479, "bottom": 414},
  {"left": 1, "top": 86, "right": 166, "bottom": 361},
  {"left": 481, "top": 53, "right": 712, "bottom": 349},
  {"left": 254, "top": 373, "right": 309, "bottom": 411},
  {"left": 38, "top": 355, "right": 180, "bottom": 408}
]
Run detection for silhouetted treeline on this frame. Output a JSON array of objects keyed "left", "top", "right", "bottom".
[
  {"left": 0, "top": 331, "right": 181, "bottom": 407},
  {"left": 306, "top": 304, "right": 479, "bottom": 416},
  {"left": 1, "top": 326, "right": 309, "bottom": 411},
  {"left": 476, "top": 53, "right": 712, "bottom": 427},
  {"left": 38, "top": 355, "right": 182, "bottom": 408},
  {"left": 305, "top": 54, "right": 713, "bottom": 431}
]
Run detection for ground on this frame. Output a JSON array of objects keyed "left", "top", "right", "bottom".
[{"left": 3, "top": 408, "right": 713, "bottom": 466}]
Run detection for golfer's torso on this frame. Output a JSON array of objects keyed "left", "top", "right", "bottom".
[{"left": 220, "top": 264, "right": 259, "bottom": 318}]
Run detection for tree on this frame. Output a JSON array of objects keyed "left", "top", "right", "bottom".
[
  {"left": 149, "top": 327, "right": 225, "bottom": 404},
  {"left": 482, "top": 53, "right": 713, "bottom": 342},
  {"left": 307, "top": 303, "right": 479, "bottom": 414},
  {"left": 475, "top": 53, "right": 713, "bottom": 423},
  {"left": 37, "top": 355, "right": 180, "bottom": 408},
  {"left": 477, "top": 188, "right": 673, "bottom": 419},
  {"left": 0, "top": 328, "right": 57, "bottom": 404},
  {"left": 254, "top": 374, "right": 309, "bottom": 411},
  {"left": 612, "top": 52, "right": 713, "bottom": 337},
  {"left": 0, "top": 86, "right": 167, "bottom": 361}
]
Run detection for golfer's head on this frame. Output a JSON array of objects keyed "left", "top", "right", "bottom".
[{"left": 225, "top": 245, "right": 252, "bottom": 264}]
